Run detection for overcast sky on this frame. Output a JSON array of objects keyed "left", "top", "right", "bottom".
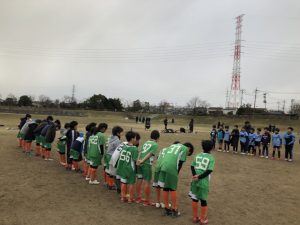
[{"left": 0, "top": 0, "right": 300, "bottom": 109}]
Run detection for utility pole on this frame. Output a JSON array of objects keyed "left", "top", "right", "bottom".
[
  {"left": 240, "top": 89, "right": 245, "bottom": 106},
  {"left": 277, "top": 101, "right": 280, "bottom": 111},
  {"left": 263, "top": 93, "right": 267, "bottom": 110},
  {"left": 254, "top": 88, "right": 258, "bottom": 108},
  {"left": 71, "top": 85, "right": 75, "bottom": 102},
  {"left": 291, "top": 99, "right": 295, "bottom": 114},
  {"left": 282, "top": 100, "right": 286, "bottom": 112}
]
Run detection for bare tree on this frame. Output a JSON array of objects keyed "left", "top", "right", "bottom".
[
  {"left": 38, "top": 95, "right": 53, "bottom": 107},
  {"left": 159, "top": 100, "right": 172, "bottom": 114},
  {"left": 187, "top": 96, "right": 210, "bottom": 115}
]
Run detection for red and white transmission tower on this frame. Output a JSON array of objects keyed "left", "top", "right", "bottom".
[{"left": 228, "top": 14, "right": 244, "bottom": 109}]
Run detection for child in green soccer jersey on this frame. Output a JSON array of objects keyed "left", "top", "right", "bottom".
[
  {"left": 136, "top": 130, "right": 160, "bottom": 206},
  {"left": 57, "top": 131, "right": 67, "bottom": 166},
  {"left": 116, "top": 131, "right": 139, "bottom": 203},
  {"left": 156, "top": 142, "right": 194, "bottom": 217},
  {"left": 189, "top": 140, "right": 215, "bottom": 224},
  {"left": 87, "top": 124, "right": 108, "bottom": 185}
]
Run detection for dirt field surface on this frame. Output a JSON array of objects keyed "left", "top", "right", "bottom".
[{"left": 0, "top": 112, "right": 299, "bottom": 225}]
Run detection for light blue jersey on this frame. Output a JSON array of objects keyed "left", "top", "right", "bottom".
[{"left": 272, "top": 133, "right": 282, "bottom": 147}]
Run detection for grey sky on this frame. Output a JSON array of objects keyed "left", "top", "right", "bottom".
[{"left": 0, "top": 0, "right": 300, "bottom": 109}]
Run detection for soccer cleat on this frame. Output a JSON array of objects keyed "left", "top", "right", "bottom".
[
  {"left": 135, "top": 198, "right": 143, "bottom": 204},
  {"left": 265, "top": 156, "right": 269, "bottom": 159},
  {"left": 160, "top": 203, "right": 166, "bottom": 208},
  {"left": 143, "top": 201, "right": 154, "bottom": 206},
  {"left": 154, "top": 202, "right": 161, "bottom": 208},
  {"left": 89, "top": 180, "right": 100, "bottom": 185},
  {"left": 171, "top": 209, "right": 181, "bottom": 217},
  {"left": 200, "top": 218, "right": 209, "bottom": 225},
  {"left": 222, "top": 150, "right": 226, "bottom": 152},
  {"left": 260, "top": 155, "right": 264, "bottom": 158},
  {"left": 48, "top": 158, "right": 54, "bottom": 161},
  {"left": 163, "top": 208, "right": 173, "bottom": 216},
  {"left": 192, "top": 217, "right": 200, "bottom": 224},
  {"left": 44, "top": 158, "right": 48, "bottom": 161},
  {"left": 288, "top": 159, "right": 293, "bottom": 162},
  {"left": 285, "top": 158, "right": 288, "bottom": 161},
  {"left": 85, "top": 177, "right": 91, "bottom": 181}
]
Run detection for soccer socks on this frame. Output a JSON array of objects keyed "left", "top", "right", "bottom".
[
  {"left": 121, "top": 183, "right": 127, "bottom": 200},
  {"left": 90, "top": 168, "right": 96, "bottom": 181},
  {"left": 83, "top": 162, "right": 88, "bottom": 176},
  {"left": 192, "top": 201, "right": 199, "bottom": 220},
  {"left": 136, "top": 180, "right": 142, "bottom": 199},
  {"left": 170, "top": 191, "right": 177, "bottom": 210},
  {"left": 128, "top": 185, "right": 135, "bottom": 201},
  {"left": 102, "top": 169, "right": 107, "bottom": 185},
  {"left": 144, "top": 183, "right": 151, "bottom": 202},
  {"left": 156, "top": 187, "right": 161, "bottom": 203},
  {"left": 200, "top": 206, "right": 208, "bottom": 221},
  {"left": 163, "top": 191, "right": 169, "bottom": 209}
]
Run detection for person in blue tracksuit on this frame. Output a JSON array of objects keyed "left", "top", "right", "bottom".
[
  {"left": 248, "top": 128, "right": 256, "bottom": 156},
  {"left": 210, "top": 125, "right": 217, "bottom": 150},
  {"left": 254, "top": 128, "right": 262, "bottom": 156},
  {"left": 217, "top": 126, "right": 225, "bottom": 151},
  {"left": 224, "top": 126, "right": 231, "bottom": 152},
  {"left": 240, "top": 127, "right": 248, "bottom": 155},
  {"left": 272, "top": 128, "right": 282, "bottom": 160},
  {"left": 283, "top": 127, "right": 295, "bottom": 162}
]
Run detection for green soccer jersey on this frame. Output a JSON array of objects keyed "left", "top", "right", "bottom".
[
  {"left": 139, "top": 140, "right": 158, "bottom": 165},
  {"left": 159, "top": 144, "right": 188, "bottom": 175},
  {"left": 88, "top": 132, "right": 106, "bottom": 158},
  {"left": 117, "top": 144, "right": 138, "bottom": 174},
  {"left": 192, "top": 153, "right": 215, "bottom": 188}
]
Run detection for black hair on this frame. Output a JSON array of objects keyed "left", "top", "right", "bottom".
[
  {"left": 257, "top": 128, "right": 262, "bottom": 131},
  {"left": 135, "top": 132, "right": 141, "bottom": 141},
  {"left": 112, "top": 126, "right": 124, "bottom": 136},
  {"left": 91, "top": 126, "right": 98, "bottom": 135},
  {"left": 54, "top": 120, "right": 61, "bottom": 129},
  {"left": 35, "top": 119, "right": 42, "bottom": 124},
  {"left": 70, "top": 121, "right": 78, "bottom": 129},
  {"left": 173, "top": 141, "right": 180, "bottom": 144},
  {"left": 85, "top": 122, "right": 97, "bottom": 132},
  {"left": 287, "top": 127, "right": 294, "bottom": 131},
  {"left": 225, "top": 126, "right": 229, "bottom": 129},
  {"left": 202, "top": 140, "right": 214, "bottom": 153},
  {"left": 264, "top": 127, "right": 269, "bottom": 131},
  {"left": 275, "top": 128, "right": 280, "bottom": 132},
  {"left": 64, "top": 123, "right": 70, "bottom": 129},
  {"left": 47, "top": 116, "right": 53, "bottom": 121},
  {"left": 125, "top": 131, "right": 136, "bottom": 142},
  {"left": 183, "top": 142, "right": 194, "bottom": 156},
  {"left": 234, "top": 125, "right": 238, "bottom": 128},
  {"left": 150, "top": 130, "right": 160, "bottom": 140},
  {"left": 25, "top": 114, "right": 31, "bottom": 118},
  {"left": 98, "top": 123, "right": 108, "bottom": 131},
  {"left": 212, "top": 125, "right": 216, "bottom": 128},
  {"left": 250, "top": 127, "right": 255, "bottom": 131}
]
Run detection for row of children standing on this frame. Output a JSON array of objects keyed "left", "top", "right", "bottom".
[
  {"left": 17, "top": 114, "right": 216, "bottom": 225},
  {"left": 210, "top": 124, "right": 295, "bottom": 162}
]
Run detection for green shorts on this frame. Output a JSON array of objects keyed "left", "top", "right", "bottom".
[
  {"left": 104, "top": 154, "right": 112, "bottom": 172},
  {"left": 40, "top": 136, "right": 46, "bottom": 147},
  {"left": 157, "top": 170, "right": 178, "bottom": 190},
  {"left": 89, "top": 155, "right": 102, "bottom": 167},
  {"left": 70, "top": 149, "right": 80, "bottom": 161},
  {"left": 120, "top": 171, "right": 136, "bottom": 185},
  {"left": 36, "top": 136, "right": 42, "bottom": 145},
  {"left": 189, "top": 181, "right": 209, "bottom": 201},
  {"left": 44, "top": 142, "right": 52, "bottom": 150},
  {"left": 17, "top": 132, "right": 21, "bottom": 139},
  {"left": 152, "top": 171, "right": 160, "bottom": 187},
  {"left": 137, "top": 164, "right": 152, "bottom": 182}
]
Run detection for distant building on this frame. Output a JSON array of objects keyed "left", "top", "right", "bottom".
[
  {"left": 223, "top": 107, "right": 237, "bottom": 115},
  {"left": 208, "top": 107, "right": 223, "bottom": 115}
]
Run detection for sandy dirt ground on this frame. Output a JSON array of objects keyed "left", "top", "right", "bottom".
[{"left": 0, "top": 112, "right": 299, "bottom": 225}]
